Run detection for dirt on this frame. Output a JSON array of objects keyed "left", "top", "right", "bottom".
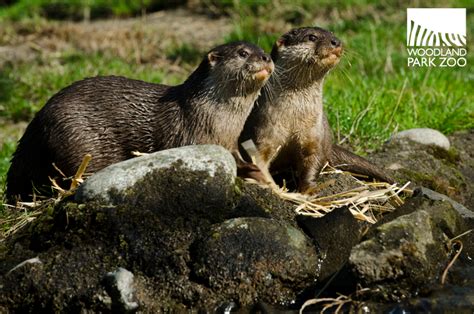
[{"left": 0, "top": 9, "right": 232, "bottom": 68}]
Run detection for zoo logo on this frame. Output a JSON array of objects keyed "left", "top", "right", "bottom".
[
  {"left": 407, "top": 8, "right": 466, "bottom": 47},
  {"left": 406, "top": 8, "right": 467, "bottom": 67}
]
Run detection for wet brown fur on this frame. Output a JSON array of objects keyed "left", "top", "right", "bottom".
[
  {"left": 240, "top": 27, "right": 393, "bottom": 192},
  {"left": 6, "top": 41, "right": 274, "bottom": 202}
]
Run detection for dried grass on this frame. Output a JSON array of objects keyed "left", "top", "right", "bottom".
[
  {"left": 0, "top": 203, "right": 43, "bottom": 242},
  {"left": 243, "top": 140, "right": 411, "bottom": 224},
  {"left": 299, "top": 287, "right": 371, "bottom": 313},
  {"left": 0, "top": 154, "right": 91, "bottom": 242},
  {"left": 275, "top": 166, "right": 410, "bottom": 224}
]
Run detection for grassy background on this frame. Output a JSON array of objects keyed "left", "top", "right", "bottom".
[{"left": 0, "top": 0, "right": 473, "bottom": 199}]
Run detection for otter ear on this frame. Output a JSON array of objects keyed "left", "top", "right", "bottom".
[
  {"left": 207, "top": 52, "right": 219, "bottom": 67},
  {"left": 275, "top": 38, "right": 285, "bottom": 48}
]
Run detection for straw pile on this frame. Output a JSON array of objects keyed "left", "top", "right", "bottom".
[
  {"left": 263, "top": 165, "right": 410, "bottom": 224},
  {"left": 242, "top": 140, "right": 410, "bottom": 224}
]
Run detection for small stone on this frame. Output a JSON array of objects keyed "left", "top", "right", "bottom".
[
  {"left": 103, "top": 268, "right": 139, "bottom": 313},
  {"left": 391, "top": 128, "right": 450, "bottom": 150}
]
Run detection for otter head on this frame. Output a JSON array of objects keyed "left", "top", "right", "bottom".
[
  {"left": 206, "top": 41, "right": 274, "bottom": 95},
  {"left": 272, "top": 27, "right": 342, "bottom": 79}
]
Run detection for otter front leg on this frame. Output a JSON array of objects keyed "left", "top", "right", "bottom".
[{"left": 298, "top": 144, "right": 327, "bottom": 194}]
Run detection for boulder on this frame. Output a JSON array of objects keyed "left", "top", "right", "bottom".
[
  {"left": 192, "top": 217, "right": 319, "bottom": 305},
  {"left": 76, "top": 144, "right": 236, "bottom": 207},
  {"left": 349, "top": 196, "right": 469, "bottom": 301},
  {"left": 297, "top": 208, "right": 368, "bottom": 282},
  {"left": 372, "top": 137, "right": 470, "bottom": 206}
]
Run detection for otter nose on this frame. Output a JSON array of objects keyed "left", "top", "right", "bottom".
[
  {"left": 261, "top": 54, "right": 271, "bottom": 63},
  {"left": 331, "top": 38, "right": 341, "bottom": 48}
]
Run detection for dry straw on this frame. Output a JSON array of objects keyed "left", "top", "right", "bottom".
[
  {"left": 242, "top": 140, "right": 411, "bottom": 224},
  {"left": 0, "top": 154, "right": 91, "bottom": 242}
]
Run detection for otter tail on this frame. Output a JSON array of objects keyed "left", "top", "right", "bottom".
[{"left": 329, "top": 144, "right": 394, "bottom": 184}]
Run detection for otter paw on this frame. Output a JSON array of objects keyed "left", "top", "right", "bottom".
[{"left": 237, "top": 163, "right": 267, "bottom": 183}]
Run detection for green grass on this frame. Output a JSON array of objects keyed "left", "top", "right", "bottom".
[
  {"left": 224, "top": 0, "right": 474, "bottom": 151},
  {"left": 0, "top": 0, "right": 184, "bottom": 21},
  {"left": 0, "top": 140, "right": 16, "bottom": 197},
  {"left": 322, "top": 13, "right": 474, "bottom": 151},
  {"left": 0, "top": 0, "right": 473, "bottom": 200}
]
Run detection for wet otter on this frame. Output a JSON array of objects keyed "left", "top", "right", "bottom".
[
  {"left": 240, "top": 27, "right": 393, "bottom": 192},
  {"left": 6, "top": 41, "right": 274, "bottom": 202}
]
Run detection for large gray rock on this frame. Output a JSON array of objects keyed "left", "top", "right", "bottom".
[
  {"left": 348, "top": 195, "right": 470, "bottom": 301},
  {"left": 192, "top": 217, "right": 319, "bottom": 305},
  {"left": 350, "top": 210, "right": 443, "bottom": 284},
  {"left": 391, "top": 128, "right": 450, "bottom": 150},
  {"left": 75, "top": 145, "right": 236, "bottom": 206}
]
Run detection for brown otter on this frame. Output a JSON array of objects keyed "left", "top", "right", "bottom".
[
  {"left": 240, "top": 27, "right": 393, "bottom": 192},
  {"left": 6, "top": 41, "right": 274, "bottom": 202}
]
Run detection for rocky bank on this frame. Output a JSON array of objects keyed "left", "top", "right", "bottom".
[{"left": 0, "top": 129, "right": 473, "bottom": 312}]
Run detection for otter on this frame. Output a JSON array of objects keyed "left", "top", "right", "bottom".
[
  {"left": 6, "top": 41, "right": 274, "bottom": 202},
  {"left": 240, "top": 27, "right": 393, "bottom": 193}
]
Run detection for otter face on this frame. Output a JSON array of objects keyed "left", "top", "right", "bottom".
[
  {"left": 273, "top": 27, "right": 343, "bottom": 71},
  {"left": 207, "top": 41, "right": 274, "bottom": 92}
]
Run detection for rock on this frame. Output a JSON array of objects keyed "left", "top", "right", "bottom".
[
  {"left": 391, "top": 128, "right": 450, "bottom": 150},
  {"left": 0, "top": 243, "right": 119, "bottom": 313},
  {"left": 103, "top": 268, "right": 139, "bottom": 313},
  {"left": 230, "top": 180, "right": 297, "bottom": 222},
  {"left": 75, "top": 145, "right": 237, "bottom": 220},
  {"left": 192, "top": 217, "right": 319, "bottom": 305},
  {"left": 349, "top": 210, "right": 448, "bottom": 300},
  {"left": 449, "top": 130, "right": 474, "bottom": 209},
  {"left": 3, "top": 132, "right": 470, "bottom": 311},
  {"left": 348, "top": 192, "right": 473, "bottom": 301},
  {"left": 297, "top": 208, "right": 368, "bottom": 282},
  {"left": 415, "top": 187, "right": 474, "bottom": 222},
  {"left": 372, "top": 137, "right": 469, "bottom": 206},
  {"left": 0, "top": 182, "right": 303, "bottom": 311}
]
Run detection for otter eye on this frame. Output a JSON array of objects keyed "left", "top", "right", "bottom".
[
  {"left": 238, "top": 50, "right": 249, "bottom": 58},
  {"left": 308, "top": 34, "right": 318, "bottom": 42}
]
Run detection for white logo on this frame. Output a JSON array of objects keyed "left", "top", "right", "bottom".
[
  {"left": 407, "top": 8, "right": 466, "bottom": 47},
  {"left": 407, "top": 8, "right": 467, "bottom": 67}
]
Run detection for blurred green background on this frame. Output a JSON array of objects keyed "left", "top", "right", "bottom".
[{"left": 0, "top": 0, "right": 473, "bottom": 199}]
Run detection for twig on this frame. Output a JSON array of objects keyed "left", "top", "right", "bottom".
[
  {"left": 441, "top": 240, "right": 463, "bottom": 285},
  {"left": 70, "top": 153, "right": 92, "bottom": 190},
  {"left": 449, "top": 229, "right": 473, "bottom": 242}
]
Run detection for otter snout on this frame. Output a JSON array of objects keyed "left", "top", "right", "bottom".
[
  {"left": 319, "top": 35, "right": 342, "bottom": 67},
  {"left": 252, "top": 53, "right": 274, "bottom": 81}
]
